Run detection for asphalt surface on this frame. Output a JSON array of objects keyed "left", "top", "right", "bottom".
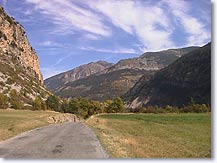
[{"left": 0, "top": 122, "right": 108, "bottom": 159}]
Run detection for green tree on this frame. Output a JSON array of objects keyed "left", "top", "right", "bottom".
[
  {"left": 68, "top": 98, "right": 80, "bottom": 114},
  {"left": 46, "top": 95, "right": 61, "bottom": 112},
  {"left": 61, "top": 99, "right": 69, "bottom": 113},
  {"left": 9, "top": 89, "right": 23, "bottom": 109},
  {"left": 104, "top": 100, "right": 114, "bottom": 113},
  {"left": 33, "top": 96, "right": 46, "bottom": 110},
  {"left": 0, "top": 93, "right": 9, "bottom": 109},
  {"left": 113, "top": 97, "right": 125, "bottom": 112}
]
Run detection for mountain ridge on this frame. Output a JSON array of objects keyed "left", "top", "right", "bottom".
[
  {"left": 124, "top": 42, "right": 211, "bottom": 108},
  {"left": 46, "top": 46, "right": 199, "bottom": 101},
  {"left": 45, "top": 61, "right": 113, "bottom": 92}
]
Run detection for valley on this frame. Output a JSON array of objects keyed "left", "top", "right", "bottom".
[{"left": 0, "top": 1, "right": 212, "bottom": 159}]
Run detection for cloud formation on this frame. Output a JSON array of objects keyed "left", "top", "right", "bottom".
[
  {"left": 24, "top": 0, "right": 210, "bottom": 52},
  {"left": 79, "top": 46, "right": 140, "bottom": 54},
  {"left": 25, "top": 0, "right": 111, "bottom": 36},
  {"left": 161, "top": 0, "right": 210, "bottom": 46}
]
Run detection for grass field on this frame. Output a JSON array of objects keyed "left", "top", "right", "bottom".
[
  {"left": 86, "top": 113, "right": 211, "bottom": 158},
  {"left": 0, "top": 109, "right": 61, "bottom": 141}
]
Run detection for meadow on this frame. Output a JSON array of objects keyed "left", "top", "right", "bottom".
[
  {"left": 86, "top": 113, "right": 211, "bottom": 158},
  {"left": 0, "top": 109, "right": 60, "bottom": 141}
]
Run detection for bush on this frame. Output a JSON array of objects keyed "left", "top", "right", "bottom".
[
  {"left": 0, "top": 93, "right": 9, "bottom": 109},
  {"left": 9, "top": 89, "right": 23, "bottom": 109},
  {"left": 180, "top": 104, "right": 210, "bottom": 113},
  {"left": 46, "top": 95, "right": 61, "bottom": 112},
  {"left": 104, "top": 97, "right": 125, "bottom": 113},
  {"left": 33, "top": 96, "right": 46, "bottom": 110}
]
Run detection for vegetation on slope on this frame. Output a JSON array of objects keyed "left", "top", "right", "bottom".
[
  {"left": 124, "top": 42, "right": 211, "bottom": 108},
  {"left": 86, "top": 113, "right": 211, "bottom": 158},
  {"left": 56, "top": 69, "right": 153, "bottom": 101}
]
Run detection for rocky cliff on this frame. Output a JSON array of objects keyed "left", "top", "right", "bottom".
[
  {"left": 0, "top": 7, "right": 42, "bottom": 83},
  {"left": 0, "top": 7, "right": 49, "bottom": 106},
  {"left": 124, "top": 42, "right": 211, "bottom": 108}
]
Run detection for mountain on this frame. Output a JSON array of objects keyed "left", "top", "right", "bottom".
[
  {"left": 48, "top": 46, "right": 198, "bottom": 101},
  {"left": 106, "top": 46, "right": 199, "bottom": 73},
  {"left": 0, "top": 7, "right": 49, "bottom": 105},
  {"left": 56, "top": 69, "right": 153, "bottom": 101},
  {"left": 45, "top": 61, "right": 113, "bottom": 92},
  {"left": 124, "top": 42, "right": 211, "bottom": 108}
]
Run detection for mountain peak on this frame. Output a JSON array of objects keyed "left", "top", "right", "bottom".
[{"left": 44, "top": 60, "right": 113, "bottom": 91}]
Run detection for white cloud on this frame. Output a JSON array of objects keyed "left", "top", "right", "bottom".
[
  {"left": 24, "top": 0, "right": 111, "bottom": 37},
  {"left": 86, "top": 0, "right": 174, "bottom": 51},
  {"left": 79, "top": 46, "right": 140, "bottom": 54},
  {"left": 161, "top": 0, "right": 210, "bottom": 46},
  {"left": 41, "top": 67, "right": 65, "bottom": 79},
  {"left": 83, "top": 34, "right": 102, "bottom": 40},
  {"left": 24, "top": 0, "right": 210, "bottom": 52},
  {"left": 39, "top": 41, "right": 53, "bottom": 46}
]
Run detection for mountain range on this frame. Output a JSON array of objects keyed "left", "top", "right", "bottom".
[
  {"left": 124, "top": 42, "right": 211, "bottom": 108},
  {"left": 1, "top": 6, "right": 211, "bottom": 110},
  {"left": 45, "top": 46, "right": 198, "bottom": 101}
]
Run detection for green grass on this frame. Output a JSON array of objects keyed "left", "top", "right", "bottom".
[
  {"left": 86, "top": 113, "right": 211, "bottom": 158},
  {"left": 0, "top": 109, "right": 60, "bottom": 141}
]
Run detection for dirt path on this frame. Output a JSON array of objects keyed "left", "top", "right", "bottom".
[{"left": 0, "top": 122, "right": 108, "bottom": 158}]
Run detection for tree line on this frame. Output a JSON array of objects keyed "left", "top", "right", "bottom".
[
  {"left": 0, "top": 90, "right": 210, "bottom": 119},
  {"left": 0, "top": 90, "right": 125, "bottom": 119}
]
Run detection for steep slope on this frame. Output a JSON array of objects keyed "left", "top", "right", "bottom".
[
  {"left": 45, "top": 61, "right": 113, "bottom": 92},
  {"left": 124, "top": 42, "right": 211, "bottom": 108},
  {"left": 56, "top": 69, "right": 153, "bottom": 101},
  {"left": 0, "top": 7, "right": 49, "bottom": 105},
  {"left": 50, "top": 46, "right": 198, "bottom": 101}
]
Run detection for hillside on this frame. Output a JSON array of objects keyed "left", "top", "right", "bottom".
[
  {"left": 45, "top": 61, "right": 113, "bottom": 92},
  {"left": 48, "top": 46, "right": 198, "bottom": 101},
  {"left": 56, "top": 69, "right": 153, "bottom": 101},
  {"left": 124, "top": 42, "right": 211, "bottom": 108},
  {"left": 0, "top": 7, "right": 49, "bottom": 106}
]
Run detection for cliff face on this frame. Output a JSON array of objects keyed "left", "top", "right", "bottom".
[
  {"left": 124, "top": 43, "right": 211, "bottom": 108},
  {"left": 0, "top": 7, "right": 50, "bottom": 105},
  {"left": 0, "top": 7, "right": 43, "bottom": 83}
]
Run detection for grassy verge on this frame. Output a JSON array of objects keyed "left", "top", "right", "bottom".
[
  {"left": 0, "top": 109, "right": 61, "bottom": 141},
  {"left": 86, "top": 113, "right": 211, "bottom": 158}
]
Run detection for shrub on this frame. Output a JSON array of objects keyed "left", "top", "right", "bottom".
[
  {"left": 0, "top": 93, "right": 9, "bottom": 109},
  {"left": 46, "top": 95, "right": 61, "bottom": 112},
  {"left": 9, "top": 89, "right": 23, "bottom": 109},
  {"left": 33, "top": 96, "right": 44, "bottom": 110}
]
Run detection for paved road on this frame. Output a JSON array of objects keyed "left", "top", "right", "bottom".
[{"left": 0, "top": 122, "right": 108, "bottom": 158}]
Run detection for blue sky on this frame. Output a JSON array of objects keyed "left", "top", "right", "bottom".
[{"left": 0, "top": 0, "right": 211, "bottom": 79}]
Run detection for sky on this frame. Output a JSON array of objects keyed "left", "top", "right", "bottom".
[{"left": 0, "top": 0, "right": 211, "bottom": 79}]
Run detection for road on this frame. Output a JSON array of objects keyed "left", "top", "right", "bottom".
[{"left": 0, "top": 122, "right": 108, "bottom": 158}]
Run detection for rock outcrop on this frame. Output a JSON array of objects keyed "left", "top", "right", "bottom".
[
  {"left": 47, "top": 113, "right": 79, "bottom": 124},
  {"left": 0, "top": 7, "right": 43, "bottom": 83},
  {"left": 0, "top": 6, "right": 50, "bottom": 106}
]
